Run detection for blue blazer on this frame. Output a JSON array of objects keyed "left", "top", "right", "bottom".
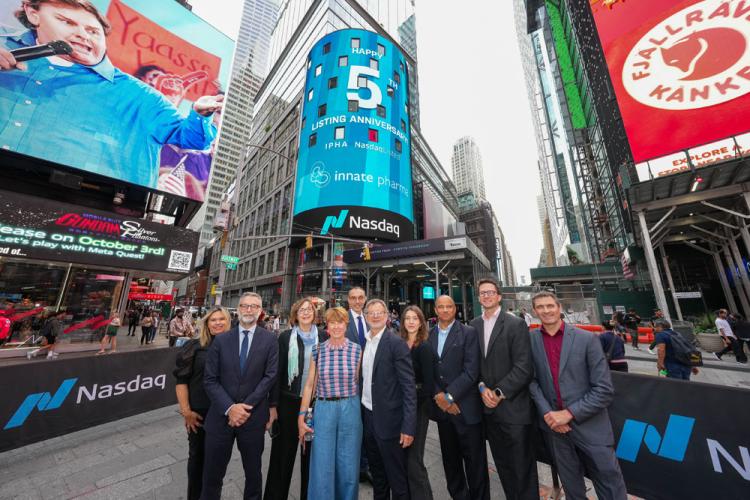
[
  {"left": 429, "top": 321, "right": 483, "bottom": 426},
  {"left": 203, "top": 325, "right": 279, "bottom": 432},
  {"left": 368, "top": 329, "right": 417, "bottom": 439}
]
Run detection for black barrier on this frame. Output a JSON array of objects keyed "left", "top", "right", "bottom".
[
  {"left": 610, "top": 372, "right": 750, "bottom": 499},
  {"left": 0, "top": 349, "right": 178, "bottom": 452}
]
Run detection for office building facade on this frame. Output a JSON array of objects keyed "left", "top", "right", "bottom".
[{"left": 451, "top": 136, "right": 487, "bottom": 201}]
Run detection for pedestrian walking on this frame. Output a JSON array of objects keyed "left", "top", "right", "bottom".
[
  {"left": 714, "top": 309, "right": 742, "bottom": 361},
  {"left": 96, "top": 311, "right": 120, "bottom": 355},
  {"left": 598, "top": 321, "right": 628, "bottom": 372},
  {"left": 730, "top": 313, "right": 750, "bottom": 363},
  {"left": 169, "top": 309, "right": 193, "bottom": 347},
  {"left": 298, "top": 306, "right": 363, "bottom": 500},
  {"left": 202, "top": 292, "right": 279, "bottom": 500},
  {"left": 529, "top": 291, "right": 627, "bottom": 500},
  {"left": 470, "top": 278, "right": 538, "bottom": 500},
  {"left": 653, "top": 319, "right": 699, "bottom": 380},
  {"left": 27, "top": 310, "right": 64, "bottom": 360},
  {"left": 361, "top": 298, "right": 416, "bottom": 500},
  {"left": 140, "top": 311, "right": 153, "bottom": 345},
  {"left": 521, "top": 307, "right": 533, "bottom": 327},
  {"left": 430, "top": 295, "right": 489, "bottom": 500},
  {"left": 173, "top": 307, "right": 231, "bottom": 500},
  {"left": 127, "top": 308, "right": 138, "bottom": 336},
  {"left": 399, "top": 306, "right": 435, "bottom": 500},
  {"left": 264, "top": 298, "right": 328, "bottom": 500},
  {"left": 623, "top": 308, "right": 641, "bottom": 349},
  {"left": 148, "top": 310, "right": 160, "bottom": 344}
]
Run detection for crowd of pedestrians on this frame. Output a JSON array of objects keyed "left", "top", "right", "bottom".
[{"left": 172, "top": 282, "right": 629, "bottom": 500}]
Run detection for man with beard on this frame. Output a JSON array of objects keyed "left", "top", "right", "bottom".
[
  {"left": 203, "top": 292, "right": 279, "bottom": 500},
  {"left": 0, "top": 0, "right": 222, "bottom": 188}
]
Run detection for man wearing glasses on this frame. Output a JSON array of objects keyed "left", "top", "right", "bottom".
[
  {"left": 470, "top": 278, "right": 537, "bottom": 500},
  {"left": 361, "top": 298, "right": 416, "bottom": 500},
  {"left": 203, "top": 292, "right": 279, "bottom": 500}
]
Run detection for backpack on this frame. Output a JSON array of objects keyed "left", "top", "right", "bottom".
[{"left": 668, "top": 331, "right": 703, "bottom": 367}]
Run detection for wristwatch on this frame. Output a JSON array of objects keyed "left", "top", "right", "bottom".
[
  {"left": 444, "top": 392, "right": 455, "bottom": 405},
  {"left": 493, "top": 387, "right": 505, "bottom": 399}
]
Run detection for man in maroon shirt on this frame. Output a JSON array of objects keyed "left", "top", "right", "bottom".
[{"left": 529, "top": 292, "right": 626, "bottom": 500}]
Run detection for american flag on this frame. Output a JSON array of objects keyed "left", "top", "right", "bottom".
[
  {"left": 157, "top": 155, "right": 188, "bottom": 197},
  {"left": 621, "top": 252, "right": 635, "bottom": 279}
]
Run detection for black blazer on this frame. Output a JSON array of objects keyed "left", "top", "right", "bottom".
[
  {"left": 203, "top": 325, "right": 279, "bottom": 432},
  {"left": 368, "top": 329, "right": 417, "bottom": 439},
  {"left": 270, "top": 328, "right": 328, "bottom": 405},
  {"left": 470, "top": 310, "right": 534, "bottom": 425},
  {"left": 428, "top": 321, "right": 483, "bottom": 426}
]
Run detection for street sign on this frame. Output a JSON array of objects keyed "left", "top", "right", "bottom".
[
  {"left": 220, "top": 255, "right": 239, "bottom": 264},
  {"left": 422, "top": 286, "right": 435, "bottom": 300},
  {"left": 225, "top": 263, "right": 237, "bottom": 270},
  {"left": 674, "top": 291, "right": 702, "bottom": 299}
]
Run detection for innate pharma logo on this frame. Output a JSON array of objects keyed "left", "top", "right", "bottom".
[
  {"left": 320, "top": 210, "right": 349, "bottom": 235},
  {"left": 4, "top": 378, "right": 77, "bottom": 430},
  {"left": 622, "top": 0, "right": 750, "bottom": 110},
  {"left": 616, "top": 414, "right": 695, "bottom": 463}
]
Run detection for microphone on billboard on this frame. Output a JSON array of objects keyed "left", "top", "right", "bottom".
[{"left": 10, "top": 40, "right": 73, "bottom": 62}]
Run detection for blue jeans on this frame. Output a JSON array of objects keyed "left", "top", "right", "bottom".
[
  {"left": 666, "top": 361, "right": 691, "bottom": 380},
  {"left": 309, "top": 396, "right": 362, "bottom": 500}
]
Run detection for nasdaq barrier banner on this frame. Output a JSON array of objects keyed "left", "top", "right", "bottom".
[
  {"left": 0, "top": 189, "right": 198, "bottom": 275},
  {"left": 294, "top": 29, "right": 414, "bottom": 242},
  {"left": 610, "top": 372, "right": 750, "bottom": 499},
  {"left": 0, "top": 348, "right": 178, "bottom": 452}
]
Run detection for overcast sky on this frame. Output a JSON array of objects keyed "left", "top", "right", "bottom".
[{"left": 192, "top": 0, "right": 543, "bottom": 283}]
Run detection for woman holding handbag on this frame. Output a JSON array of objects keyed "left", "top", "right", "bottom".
[
  {"left": 264, "top": 298, "right": 328, "bottom": 500},
  {"left": 173, "top": 307, "right": 231, "bottom": 500},
  {"left": 298, "top": 306, "right": 362, "bottom": 500}
]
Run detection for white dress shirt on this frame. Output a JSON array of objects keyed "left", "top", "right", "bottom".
[
  {"left": 361, "top": 327, "right": 385, "bottom": 410},
  {"left": 482, "top": 307, "right": 501, "bottom": 354}
]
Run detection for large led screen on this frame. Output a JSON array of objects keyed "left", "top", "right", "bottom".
[
  {"left": 0, "top": 0, "right": 234, "bottom": 202},
  {"left": 592, "top": 0, "right": 750, "bottom": 166},
  {"left": 293, "top": 29, "right": 414, "bottom": 242}
]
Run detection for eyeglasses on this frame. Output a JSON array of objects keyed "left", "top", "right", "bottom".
[
  {"left": 366, "top": 311, "right": 386, "bottom": 318},
  {"left": 479, "top": 291, "right": 498, "bottom": 297},
  {"left": 238, "top": 304, "right": 261, "bottom": 310},
  {"left": 298, "top": 307, "right": 314, "bottom": 314}
]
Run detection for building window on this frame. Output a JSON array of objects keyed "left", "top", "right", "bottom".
[
  {"left": 301, "top": 117, "right": 306, "bottom": 129},
  {"left": 370, "top": 58, "right": 378, "bottom": 70},
  {"left": 315, "top": 64, "right": 322, "bottom": 77},
  {"left": 309, "top": 133, "right": 317, "bottom": 147},
  {"left": 348, "top": 100, "right": 359, "bottom": 112},
  {"left": 393, "top": 71, "right": 400, "bottom": 84},
  {"left": 328, "top": 77, "right": 337, "bottom": 89},
  {"left": 377, "top": 44, "right": 385, "bottom": 57},
  {"left": 387, "top": 86, "right": 394, "bottom": 97},
  {"left": 395, "top": 138, "right": 402, "bottom": 153},
  {"left": 376, "top": 105, "right": 386, "bottom": 118},
  {"left": 400, "top": 119, "right": 406, "bottom": 131},
  {"left": 307, "top": 89, "right": 313, "bottom": 101},
  {"left": 399, "top": 61, "right": 404, "bottom": 72},
  {"left": 318, "top": 103, "right": 326, "bottom": 117},
  {"left": 335, "top": 126, "right": 345, "bottom": 140},
  {"left": 368, "top": 129, "right": 378, "bottom": 142},
  {"left": 307, "top": 58, "right": 311, "bottom": 70},
  {"left": 357, "top": 75, "right": 367, "bottom": 88},
  {"left": 323, "top": 42, "right": 331, "bottom": 54},
  {"left": 351, "top": 38, "right": 360, "bottom": 49},
  {"left": 338, "top": 55, "right": 348, "bottom": 66}
]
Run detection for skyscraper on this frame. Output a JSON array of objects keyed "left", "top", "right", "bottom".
[
  {"left": 451, "top": 136, "right": 486, "bottom": 201},
  {"left": 192, "top": 0, "right": 279, "bottom": 245}
]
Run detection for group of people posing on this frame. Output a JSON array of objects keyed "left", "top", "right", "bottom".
[{"left": 173, "top": 278, "right": 628, "bottom": 500}]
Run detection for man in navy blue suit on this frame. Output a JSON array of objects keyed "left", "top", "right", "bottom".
[
  {"left": 202, "top": 292, "right": 279, "bottom": 500},
  {"left": 430, "top": 295, "right": 489, "bottom": 500},
  {"left": 361, "top": 298, "right": 416, "bottom": 500}
]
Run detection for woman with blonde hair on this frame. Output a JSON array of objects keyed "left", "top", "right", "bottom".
[{"left": 173, "top": 306, "right": 231, "bottom": 500}]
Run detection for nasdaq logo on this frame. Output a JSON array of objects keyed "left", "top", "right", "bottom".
[
  {"left": 320, "top": 210, "right": 348, "bottom": 235},
  {"left": 616, "top": 414, "right": 695, "bottom": 463},
  {"left": 4, "top": 378, "right": 78, "bottom": 430}
]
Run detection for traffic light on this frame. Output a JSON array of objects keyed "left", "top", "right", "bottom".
[
  {"left": 363, "top": 244, "right": 371, "bottom": 261},
  {"left": 306, "top": 233, "right": 313, "bottom": 250}
]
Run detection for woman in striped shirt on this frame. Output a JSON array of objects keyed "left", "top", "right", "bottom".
[{"left": 298, "top": 306, "right": 362, "bottom": 500}]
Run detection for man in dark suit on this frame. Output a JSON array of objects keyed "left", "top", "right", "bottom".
[
  {"left": 470, "top": 278, "right": 538, "bottom": 499},
  {"left": 529, "top": 291, "right": 627, "bottom": 500},
  {"left": 202, "top": 292, "right": 279, "bottom": 500},
  {"left": 430, "top": 295, "right": 488, "bottom": 500},
  {"left": 361, "top": 298, "right": 416, "bottom": 500}
]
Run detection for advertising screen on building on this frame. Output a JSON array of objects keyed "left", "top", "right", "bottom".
[
  {"left": 0, "top": 189, "right": 199, "bottom": 275},
  {"left": 591, "top": 0, "right": 750, "bottom": 179},
  {"left": 0, "top": 0, "right": 234, "bottom": 201},
  {"left": 293, "top": 29, "right": 414, "bottom": 242}
]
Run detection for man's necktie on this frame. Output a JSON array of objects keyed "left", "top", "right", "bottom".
[
  {"left": 357, "top": 316, "right": 366, "bottom": 347},
  {"left": 239, "top": 330, "right": 249, "bottom": 372}
]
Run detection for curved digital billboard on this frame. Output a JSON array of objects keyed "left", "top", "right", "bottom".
[
  {"left": 293, "top": 29, "right": 413, "bottom": 242},
  {"left": 592, "top": 0, "right": 750, "bottom": 170}
]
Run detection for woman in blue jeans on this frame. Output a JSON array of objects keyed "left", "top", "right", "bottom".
[{"left": 298, "top": 306, "right": 362, "bottom": 500}]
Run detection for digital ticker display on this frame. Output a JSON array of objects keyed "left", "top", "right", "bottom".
[{"left": 293, "top": 29, "right": 414, "bottom": 242}]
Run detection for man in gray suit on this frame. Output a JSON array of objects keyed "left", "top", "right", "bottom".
[{"left": 529, "top": 291, "right": 626, "bottom": 500}]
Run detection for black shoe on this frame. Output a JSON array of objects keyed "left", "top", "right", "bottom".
[{"left": 359, "top": 470, "right": 373, "bottom": 484}]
